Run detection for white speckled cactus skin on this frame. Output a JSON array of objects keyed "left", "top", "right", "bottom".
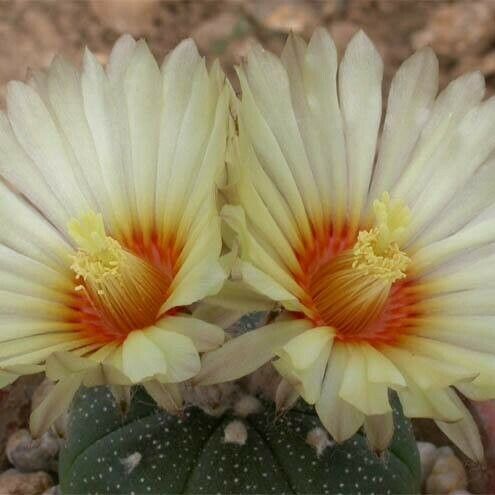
[{"left": 59, "top": 386, "right": 421, "bottom": 495}]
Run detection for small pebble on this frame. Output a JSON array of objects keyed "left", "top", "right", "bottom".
[
  {"left": 42, "top": 486, "right": 61, "bottom": 495},
  {"left": 233, "top": 395, "right": 262, "bottom": 418},
  {"left": 417, "top": 441, "right": 438, "bottom": 483},
  {"left": 0, "top": 469, "right": 53, "bottom": 495},
  {"left": 6, "top": 429, "right": 59, "bottom": 472},
  {"left": 426, "top": 447, "right": 468, "bottom": 494}
]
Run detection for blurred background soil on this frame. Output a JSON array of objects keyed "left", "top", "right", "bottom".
[
  {"left": 1, "top": 0, "right": 495, "bottom": 104},
  {"left": 2, "top": 1, "right": 495, "bottom": 493}
]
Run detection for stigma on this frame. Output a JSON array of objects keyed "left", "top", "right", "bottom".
[{"left": 352, "top": 193, "right": 411, "bottom": 283}]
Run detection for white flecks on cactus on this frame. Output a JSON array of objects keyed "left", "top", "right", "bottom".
[
  {"left": 306, "top": 427, "right": 334, "bottom": 457},
  {"left": 59, "top": 387, "right": 420, "bottom": 494},
  {"left": 223, "top": 420, "right": 248, "bottom": 446},
  {"left": 120, "top": 452, "right": 142, "bottom": 475}
]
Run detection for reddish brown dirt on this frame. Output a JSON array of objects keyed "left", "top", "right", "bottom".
[
  {"left": 1, "top": 0, "right": 495, "bottom": 491},
  {"left": 0, "top": 0, "right": 495, "bottom": 103}
]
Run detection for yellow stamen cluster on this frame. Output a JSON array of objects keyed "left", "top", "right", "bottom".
[
  {"left": 69, "top": 212, "right": 123, "bottom": 287},
  {"left": 352, "top": 193, "right": 411, "bottom": 283}
]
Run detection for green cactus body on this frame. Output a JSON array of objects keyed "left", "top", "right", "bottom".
[{"left": 59, "top": 387, "right": 420, "bottom": 494}]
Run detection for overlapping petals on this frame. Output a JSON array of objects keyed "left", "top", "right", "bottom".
[
  {"left": 197, "top": 29, "right": 495, "bottom": 461},
  {"left": 0, "top": 36, "right": 228, "bottom": 435}
]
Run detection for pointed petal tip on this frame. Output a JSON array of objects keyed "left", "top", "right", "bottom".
[
  {"left": 312, "top": 26, "right": 330, "bottom": 39},
  {"left": 341, "top": 28, "right": 383, "bottom": 76},
  {"left": 406, "top": 45, "right": 438, "bottom": 70},
  {"left": 175, "top": 37, "right": 200, "bottom": 58},
  {"left": 114, "top": 33, "right": 137, "bottom": 47},
  {"left": 308, "top": 26, "right": 336, "bottom": 49},
  {"left": 134, "top": 37, "right": 153, "bottom": 53},
  {"left": 285, "top": 30, "right": 305, "bottom": 47},
  {"left": 6, "top": 79, "right": 24, "bottom": 96},
  {"left": 457, "top": 69, "right": 485, "bottom": 92},
  {"left": 82, "top": 45, "right": 101, "bottom": 70},
  {"left": 245, "top": 41, "right": 271, "bottom": 67},
  {"left": 275, "top": 378, "right": 300, "bottom": 413},
  {"left": 417, "top": 45, "right": 436, "bottom": 58},
  {"left": 350, "top": 29, "right": 373, "bottom": 48}
]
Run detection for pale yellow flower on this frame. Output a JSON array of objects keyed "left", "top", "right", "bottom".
[
  {"left": 198, "top": 29, "right": 495, "bottom": 460},
  {"left": 0, "top": 36, "right": 228, "bottom": 435}
]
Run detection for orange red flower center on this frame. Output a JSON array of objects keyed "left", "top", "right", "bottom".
[
  {"left": 296, "top": 194, "right": 420, "bottom": 345},
  {"left": 68, "top": 212, "right": 179, "bottom": 342}
]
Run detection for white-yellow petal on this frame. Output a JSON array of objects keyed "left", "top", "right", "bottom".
[
  {"left": 143, "top": 380, "right": 182, "bottom": 415},
  {"left": 280, "top": 327, "right": 333, "bottom": 370},
  {"left": 434, "top": 390, "right": 484, "bottom": 462},
  {"left": 364, "top": 412, "right": 394, "bottom": 453},
  {"left": 196, "top": 319, "right": 312, "bottom": 386},
  {"left": 315, "top": 344, "right": 364, "bottom": 442},
  {"left": 274, "top": 337, "right": 331, "bottom": 405},
  {"left": 339, "top": 30, "right": 383, "bottom": 229},
  {"left": 339, "top": 345, "right": 391, "bottom": 416},
  {"left": 30, "top": 374, "right": 83, "bottom": 437},
  {"left": 156, "top": 315, "right": 224, "bottom": 353},
  {"left": 369, "top": 47, "right": 438, "bottom": 204},
  {"left": 146, "top": 327, "right": 200, "bottom": 383},
  {"left": 122, "top": 330, "right": 168, "bottom": 383}
]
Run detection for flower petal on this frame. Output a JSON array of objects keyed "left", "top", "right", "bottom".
[
  {"left": 274, "top": 335, "right": 332, "bottom": 404},
  {"left": 339, "top": 344, "right": 391, "bottom": 416},
  {"left": 434, "top": 390, "right": 484, "bottom": 462},
  {"left": 364, "top": 411, "right": 394, "bottom": 453},
  {"left": 156, "top": 315, "right": 224, "bottom": 353},
  {"left": 196, "top": 319, "right": 312, "bottom": 385},
  {"left": 123, "top": 40, "right": 162, "bottom": 238},
  {"left": 146, "top": 327, "right": 200, "bottom": 383},
  {"left": 122, "top": 330, "right": 168, "bottom": 383},
  {"left": 280, "top": 327, "right": 333, "bottom": 369},
  {"left": 393, "top": 71, "right": 485, "bottom": 206},
  {"left": 30, "top": 373, "right": 83, "bottom": 437},
  {"left": 143, "top": 380, "right": 182, "bottom": 415},
  {"left": 315, "top": 343, "right": 364, "bottom": 442},
  {"left": 0, "top": 370, "right": 18, "bottom": 388},
  {"left": 7, "top": 81, "right": 92, "bottom": 216},
  {"left": 369, "top": 47, "right": 438, "bottom": 203},
  {"left": 338, "top": 30, "right": 383, "bottom": 229}
]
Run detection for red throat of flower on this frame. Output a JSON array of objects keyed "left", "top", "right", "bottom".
[
  {"left": 296, "top": 193, "right": 421, "bottom": 345},
  {"left": 68, "top": 212, "right": 178, "bottom": 342}
]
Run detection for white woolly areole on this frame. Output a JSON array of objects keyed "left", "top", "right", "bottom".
[
  {"left": 120, "top": 452, "right": 142, "bottom": 475},
  {"left": 306, "top": 427, "right": 334, "bottom": 457},
  {"left": 233, "top": 395, "right": 262, "bottom": 417},
  {"left": 223, "top": 420, "right": 248, "bottom": 446}
]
